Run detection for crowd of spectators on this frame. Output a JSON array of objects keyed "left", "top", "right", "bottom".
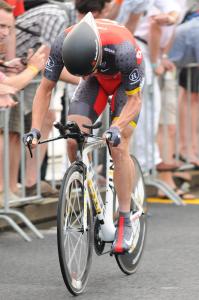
[{"left": 0, "top": 0, "right": 199, "bottom": 206}]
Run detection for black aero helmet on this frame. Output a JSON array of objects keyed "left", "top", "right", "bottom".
[{"left": 62, "top": 12, "right": 102, "bottom": 76}]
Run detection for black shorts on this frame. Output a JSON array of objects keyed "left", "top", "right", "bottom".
[
  {"left": 179, "top": 67, "right": 199, "bottom": 93},
  {"left": 68, "top": 75, "right": 139, "bottom": 126}
]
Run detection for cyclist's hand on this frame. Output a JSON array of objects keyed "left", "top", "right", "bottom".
[
  {"left": 23, "top": 128, "right": 41, "bottom": 148},
  {"left": 104, "top": 126, "right": 121, "bottom": 147}
]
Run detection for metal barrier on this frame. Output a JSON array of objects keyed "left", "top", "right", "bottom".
[
  {"left": 133, "top": 63, "right": 199, "bottom": 205},
  {"left": 0, "top": 79, "right": 67, "bottom": 241},
  {"left": 0, "top": 107, "right": 43, "bottom": 241}
]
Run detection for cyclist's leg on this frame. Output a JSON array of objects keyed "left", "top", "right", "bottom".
[
  {"left": 110, "top": 85, "right": 139, "bottom": 253},
  {"left": 110, "top": 85, "right": 138, "bottom": 212},
  {"left": 66, "top": 77, "right": 108, "bottom": 163},
  {"left": 67, "top": 115, "right": 92, "bottom": 162},
  {"left": 110, "top": 125, "right": 134, "bottom": 212},
  {"left": 111, "top": 126, "right": 136, "bottom": 253}
]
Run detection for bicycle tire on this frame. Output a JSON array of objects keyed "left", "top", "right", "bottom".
[
  {"left": 115, "top": 155, "right": 147, "bottom": 275},
  {"left": 57, "top": 163, "right": 93, "bottom": 295}
]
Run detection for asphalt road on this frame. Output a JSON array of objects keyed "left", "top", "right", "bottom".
[{"left": 1, "top": 203, "right": 199, "bottom": 300}]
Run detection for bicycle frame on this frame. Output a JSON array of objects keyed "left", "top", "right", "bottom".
[
  {"left": 82, "top": 138, "right": 116, "bottom": 242},
  {"left": 82, "top": 137, "right": 144, "bottom": 243}
]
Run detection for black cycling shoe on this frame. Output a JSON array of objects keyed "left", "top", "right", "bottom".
[{"left": 112, "top": 215, "right": 134, "bottom": 254}]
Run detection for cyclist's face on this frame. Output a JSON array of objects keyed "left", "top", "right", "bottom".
[{"left": 0, "top": 9, "right": 14, "bottom": 43}]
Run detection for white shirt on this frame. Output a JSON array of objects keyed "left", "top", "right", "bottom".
[
  {"left": 116, "top": 0, "right": 148, "bottom": 24},
  {"left": 134, "top": 0, "right": 185, "bottom": 48}
]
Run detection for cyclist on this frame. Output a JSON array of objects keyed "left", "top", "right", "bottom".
[{"left": 23, "top": 12, "right": 145, "bottom": 254}]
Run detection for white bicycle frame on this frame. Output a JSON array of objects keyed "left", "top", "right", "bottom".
[
  {"left": 82, "top": 138, "right": 144, "bottom": 243},
  {"left": 82, "top": 138, "right": 116, "bottom": 242}
]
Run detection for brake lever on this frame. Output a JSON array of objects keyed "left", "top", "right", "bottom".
[
  {"left": 25, "top": 136, "right": 33, "bottom": 158},
  {"left": 27, "top": 142, "right": 33, "bottom": 158},
  {"left": 105, "top": 132, "right": 112, "bottom": 156}
]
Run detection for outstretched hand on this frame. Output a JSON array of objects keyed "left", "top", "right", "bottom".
[
  {"left": 0, "top": 94, "right": 17, "bottom": 108},
  {"left": 28, "top": 45, "right": 48, "bottom": 72}
]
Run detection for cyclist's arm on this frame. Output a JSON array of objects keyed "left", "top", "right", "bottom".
[
  {"left": 59, "top": 68, "right": 80, "bottom": 85},
  {"left": 113, "top": 93, "right": 141, "bottom": 132},
  {"left": 114, "top": 42, "right": 144, "bottom": 131},
  {"left": 31, "top": 31, "right": 66, "bottom": 132},
  {"left": 31, "top": 77, "right": 56, "bottom": 131}
]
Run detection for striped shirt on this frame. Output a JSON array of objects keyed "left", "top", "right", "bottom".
[{"left": 16, "top": 3, "right": 75, "bottom": 57}]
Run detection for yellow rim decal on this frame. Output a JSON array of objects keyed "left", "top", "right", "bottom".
[{"left": 125, "top": 87, "right": 141, "bottom": 95}]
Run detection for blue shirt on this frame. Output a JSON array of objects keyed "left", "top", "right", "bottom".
[{"left": 169, "top": 18, "right": 199, "bottom": 66}]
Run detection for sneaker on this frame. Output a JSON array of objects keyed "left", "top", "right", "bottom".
[
  {"left": 25, "top": 181, "right": 59, "bottom": 198},
  {"left": 0, "top": 191, "right": 21, "bottom": 208},
  {"left": 112, "top": 215, "right": 134, "bottom": 254}
]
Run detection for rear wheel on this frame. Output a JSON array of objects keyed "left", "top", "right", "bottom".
[
  {"left": 57, "top": 163, "right": 93, "bottom": 295},
  {"left": 115, "top": 155, "right": 147, "bottom": 274}
]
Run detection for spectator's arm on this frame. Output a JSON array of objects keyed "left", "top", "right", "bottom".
[
  {"left": 104, "top": 0, "right": 123, "bottom": 20},
  {"left": 0, "top": 82, "right": 16, "bottom": 95},
  {"left": 0, "top": 94, "right": 17, "bottom": 108},
  {"left": 3, "top": 67, "right": 40, "bottom": 90},
  {"left": 152, "top": 11, "right": 180, "bottom": 26},
  {"left": 2, "top": 45, "right": 47, "bottom": 90},
  {"left": 148, "top": 17, "right": 162, "bottom": 69},
  {"left": 161, "top": 34, "right": 176, "bottom": 71},
  {"left": 125, "top": 12, "right": 142, "bottom": 34},
  {"left": 148, "top": 10, "right": 180, "bottom": 75}
]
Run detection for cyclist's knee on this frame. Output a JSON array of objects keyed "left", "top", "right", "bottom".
[{"left": 111, "top": 143, "right": 128, "bottom": 161}]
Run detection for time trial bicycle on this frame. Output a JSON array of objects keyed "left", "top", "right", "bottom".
[{"left": 25, "top": 120, "right": 147, "bottom": 296}]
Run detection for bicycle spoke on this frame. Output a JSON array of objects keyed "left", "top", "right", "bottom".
[
  {"left": 67, "top": 232, "right": 84, "bottom": 272},
  {"left": 71, "top": 212, "right": 83, "bottom": 229},
  {"left": 68, "top": 181, "right": 77, "bottom": 225},
  {"left": 75, "top": 179, "right": 82, "bottom": 213}
]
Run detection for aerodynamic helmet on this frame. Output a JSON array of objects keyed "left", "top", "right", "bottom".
[{"left": 62, "top": 12, "right": 102, "bottom": 76}]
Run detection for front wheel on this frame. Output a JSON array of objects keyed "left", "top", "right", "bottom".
[
  {"left": 57, "top": 163, "right": 93, "bottom": 295},
  {"left": 115, "top": 155, "right": 147, "bottom": 275}
]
